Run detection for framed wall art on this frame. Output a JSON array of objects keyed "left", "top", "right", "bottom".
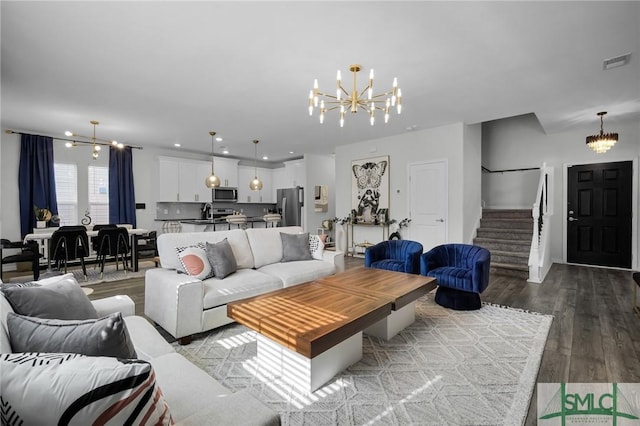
[{"left": 351, "top": 155, "right": 389, "bottom": 224}]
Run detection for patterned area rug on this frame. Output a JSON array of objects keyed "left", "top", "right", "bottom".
[
  {"left": 8, "top": 260, "right": 156, "bottom": 286},
  {"left": 173, "top": 294, "right": 553, "bottom": 425}
]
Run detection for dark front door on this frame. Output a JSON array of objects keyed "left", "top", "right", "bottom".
[{"left": 567, "top": 161, "right": 632, "bottom": 268}]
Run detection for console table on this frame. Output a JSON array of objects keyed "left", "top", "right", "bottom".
[{"left": 346, "top": 222, "right": 388, "bottom": 257}]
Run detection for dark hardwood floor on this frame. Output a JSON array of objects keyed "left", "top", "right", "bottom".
[{"left": 6, "top": 256, "right": 639, "bottom": 424}]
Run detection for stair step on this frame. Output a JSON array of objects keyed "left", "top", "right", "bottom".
[
  {"left": 483, "top": 209, "right": 532, "bottom": 219},
  {"left": 477, "top": 228, "right": 532, "bottom": 241},
  {"left": 490, "top": 265, "right": 529, "bottom": 279},
  {"left": 480, "top": 218, "right": 533, "bottom": 230},
  {"left": 491, "top": 261, "right": 529, "bottom": 272},
  {"left": 474, "top": 237, "right": 531, "bottom": 253},
  {"left": 490, "top": 250, "right": 529, "bottom": 265}
]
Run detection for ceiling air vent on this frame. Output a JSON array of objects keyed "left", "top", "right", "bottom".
[{"left": 603, "top": 53, "right": 631, "bottom": 70}]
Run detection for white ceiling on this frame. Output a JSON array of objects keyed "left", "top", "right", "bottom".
[{"left": 2, "top": 1, "right": 639, "bottom": 163}]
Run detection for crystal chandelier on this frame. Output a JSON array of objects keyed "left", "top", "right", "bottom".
[
  {"left": 586, "top": 111, "right": 618, "bottom": 154},
  {"left": 205, "top": 131, "right": 221, "bottom": 188},
  {"left": 308, "top": 64, "right": 402, "bottom": 127}
]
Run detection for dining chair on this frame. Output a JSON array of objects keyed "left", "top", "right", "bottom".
[
  {"left": 95, "top": 227, "right": 130, "bottom": 278},
  {"left": 0, "top": 239, "right": 42, "bottom": 282},
  {"left": 91, "top": 224, "right": 118, "bottom": 253},
  {"left": 50, "top": 226, "right": 90, "bottom": 279}
]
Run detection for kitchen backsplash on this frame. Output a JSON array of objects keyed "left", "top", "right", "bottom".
[{"left": 156, "top": 202, "right": 276, "bottom": 220}]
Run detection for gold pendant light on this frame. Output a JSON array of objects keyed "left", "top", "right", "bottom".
[
  {"left": 249, "top": 140, "right": 263, "bottom": 191},
  {"left": 205, "top": 131, "right": 221, "bottom": 188}
]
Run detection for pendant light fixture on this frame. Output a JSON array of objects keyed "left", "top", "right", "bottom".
[
  {"left": 205, "top": 131, "right": 221, "bottom": 188},
  {"left": 586, "top": 111, "right": 618, "bottom": 154},
  {"left": 249, "top": 140, "right": 263, "bottom": 191},
  {"left": 90, "top": 120, "right": 101, "bottom": 160}
]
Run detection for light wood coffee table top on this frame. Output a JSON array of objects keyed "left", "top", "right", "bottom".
[
  {"left": 316, "top": 266, "right": 437, "bottom": 310},
  {"left": 227, "top": 282, "right": 392, "bottom": 358}
]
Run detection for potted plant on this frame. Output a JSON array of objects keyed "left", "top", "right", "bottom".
[{"left": 34, "top": 205, "right": 52, "bottom": 228}]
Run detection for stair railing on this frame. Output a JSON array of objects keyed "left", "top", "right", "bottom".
[{"left": 528, "top": 162, "right": 553, "bottom": 283}]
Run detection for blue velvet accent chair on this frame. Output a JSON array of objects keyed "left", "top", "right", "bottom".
[
  {"left": 420, "top": 244, "right": 491, "bottom": 310},
  {"left": 365, "top": 240, "right": 423, "bottom": 274}
]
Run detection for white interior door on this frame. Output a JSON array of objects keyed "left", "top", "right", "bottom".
[{"left": 408, "top": 160, "right": 448, "bottom": 251}]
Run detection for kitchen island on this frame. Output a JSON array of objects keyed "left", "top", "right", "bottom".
[{"left": 179, "top": 217, "right": 271, "bottom": 232}]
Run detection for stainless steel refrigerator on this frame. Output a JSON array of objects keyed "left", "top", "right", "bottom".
[{"left": 276, "top": 187, "right": 304, "bottom": 227}]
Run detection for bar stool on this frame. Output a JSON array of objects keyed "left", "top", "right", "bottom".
[
  {"left": 226, "top": 214, "right": 247, "bottom": 229},
  {"left": 263, "top": 213, "right": 281, "bottom": 228}
]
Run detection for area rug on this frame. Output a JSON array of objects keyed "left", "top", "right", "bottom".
[
  {"left": 8, "top": 260, "right": 156, "bottom": 286},
  {"left": 173, "top": 294, "right": 553, "bottom": 425}
]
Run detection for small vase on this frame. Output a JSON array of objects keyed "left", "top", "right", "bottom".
[{"left": 36, "top": 221, "right": 47, "bottom": 229}]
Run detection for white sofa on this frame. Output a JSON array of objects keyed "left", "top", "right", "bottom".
[
  {"left": 145, "top": 226, "right": 344, "bottom": 343},
  {"left": 0, "top": 286, "right": 280, "bottom": 425}
]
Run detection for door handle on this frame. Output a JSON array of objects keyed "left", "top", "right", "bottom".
[
  {"left": 436, "top": 218, "right": 444, "bottom": 222},
  {"left": 568, "top": 217, "right": 578, "bottom": 222}
]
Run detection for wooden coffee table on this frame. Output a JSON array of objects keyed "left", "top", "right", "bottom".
[
  {"left": 316, "top": 267, "right": 437, "bottom": 340},
  {"left": 227, "top": 281, "right": 392, "bottom": 392}
]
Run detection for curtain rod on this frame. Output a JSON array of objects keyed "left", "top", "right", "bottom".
[{"left": 4, "top": 129, "right": 143, "bottom": 150}]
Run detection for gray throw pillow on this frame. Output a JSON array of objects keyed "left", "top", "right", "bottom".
[
  {"left": 1, "top": 276, "right": 97, "bottom": 320},
  {"left": 7, "top": 312, "right": 137, "bottom": 359},
  {"left": 280, "top": 232, "right": 313, "bottom": 262},
  {"left": 205, "top": 239, "right": 238, "bottom": 279}
]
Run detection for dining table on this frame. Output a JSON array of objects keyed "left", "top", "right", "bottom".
[{"left": 23, "top": 226, "right": 150, "bottom": 272}]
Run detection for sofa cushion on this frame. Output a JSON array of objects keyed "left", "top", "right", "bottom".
[
  {"left": 1, "top": 273, "right": 98, "bottom": 320},
  {"left": 202, "top": 269, "right": 282, "bottom": 309},
  {"left": 177, "top": 243, "right": 215, "bottom": 280},
  {"left": 1, "top": 353, "right": 172, "bottom": 425},
  {"left": 7, "top": 312, "right": 137, "bottom": 359},
  {"left": 124, "top": 315, "right": 175, "bottom": 361},
  {"left": 206, "top": 239, "right": 238, "bottom": 279},
  {"left": 0, "top": 294, "right": 14, "bottom": 353},
  {"left": 246, "top": 226, "right": 304, "bottom": 268},
  {"left": 158, "top": 229, "right": 254, "bottom": 270},
  {"left": 258, "top": 259, "right": 336, "bottom": 287},
  {"left": 281, "top": 232, "right": 313, "bottom": 262}
]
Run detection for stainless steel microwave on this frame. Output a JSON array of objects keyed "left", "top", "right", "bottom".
[{"left": 213, "top": 187, "right": 238, "bottom": 202}]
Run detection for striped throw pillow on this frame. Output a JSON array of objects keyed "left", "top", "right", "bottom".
[{"left": 1, "top": 353, "right": 173, "bottom": 425}]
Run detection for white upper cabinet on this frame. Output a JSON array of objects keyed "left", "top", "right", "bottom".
[
  {"left": 238, "top": 165, "right": 273, "bottom": 203},
  {"left": 158, "top": 156, "right": 213, "bottom": 202},
  {"left": 214, "top": 157, "right": 239, "bottom": 188}
]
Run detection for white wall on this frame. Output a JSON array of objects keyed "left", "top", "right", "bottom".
[
  {"left": 334, "top": 122, "right": 482, "bottom": 247},
  {"left": 482, "top": 113, "right": 640, "bottom": 268},
  {"left": 463, "top": 123, "right": 482, "bottom": 243},
  {"left": 303, "top": 154, "right": 335, "bottom": 234}
]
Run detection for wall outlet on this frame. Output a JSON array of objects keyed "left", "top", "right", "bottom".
[
  {"left": 240, "top": 209, "right": 244, "bottom": 214},
  {"left": 163, "top": 209, "right": 168, "bottom": 214},
  {"left": 263, "top": 208, "right": 267, "bottom": 213},
  {"left": 176, "top": 209, "right": 180, "bottom": 214}
]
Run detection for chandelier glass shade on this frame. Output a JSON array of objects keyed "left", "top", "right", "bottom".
[
  {"left": 308, "top": 64, "right": 401, "bottom": 127},
  {"left": 249, "top": 140, "right": 263, "bottom": 191},
  {"left": 205, "top": 131, "right": 221, "bottom": 188},
  {"left": 586, "top": 111, "right": 618, "bottom": 154}
]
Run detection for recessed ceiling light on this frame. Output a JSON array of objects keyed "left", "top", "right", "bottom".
[
  {"left": 289, "top": 151, "right": 294, "bottom": 154},
  {"left": 223, "top": 149, "right": 229, "bottom": 154},
  {"left": 64, "top": 130, "right": 73, "bottom": 136},
  {"left": 603, "top": 53, "right": 631, "bottom": 70},
  {"left": 262, "top": 156, "right": 268, "bottom": 160},
  {"left": 174, "top": 143, "right": 181, "bottom": 147},
  {"left": 216, "top": 137, "right": 223, "bottom": 142}
]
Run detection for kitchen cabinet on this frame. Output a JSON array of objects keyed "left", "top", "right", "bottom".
[
  {"left": 214, "top": 157, "right": 239, "bottom": 188},
  {"left": 158, "top": 157, "right": 180, "bottom": 202},
  {"left": 158, "top": 156, "right": 213, "bottom": 202},
  {"left": 238, "top": 165, "right": 273, "bottom": 203}
]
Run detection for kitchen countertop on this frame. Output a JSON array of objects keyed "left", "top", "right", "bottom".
[{"left": 179, "top": 217, "right": 268, "bottom": 225}]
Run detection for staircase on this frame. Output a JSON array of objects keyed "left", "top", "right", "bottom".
[{"left": 474, "top": 209, "right": 532, "bottom": 279}]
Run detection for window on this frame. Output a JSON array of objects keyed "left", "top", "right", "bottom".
[
  {"left": 54, "top": 163, "right": 78, "bottom": 226},
  {"left": 88, "top": 166, "right": 109, "bottom": 225}
]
